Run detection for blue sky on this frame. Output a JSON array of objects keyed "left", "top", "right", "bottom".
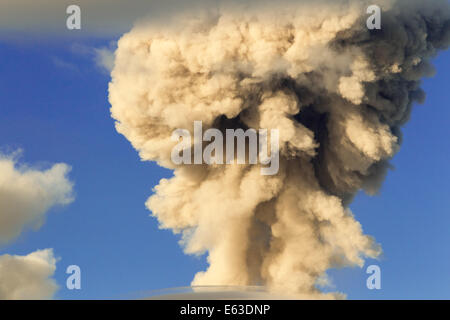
[{"left": 0, "top": 35, "right": 448, "bottom": 299}]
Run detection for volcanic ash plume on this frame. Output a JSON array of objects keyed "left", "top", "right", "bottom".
[{"left": 108, "top": 0, "right": 450, "bottom": 298}]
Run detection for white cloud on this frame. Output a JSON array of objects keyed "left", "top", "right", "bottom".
[
  {"left": 51, "top": 56, "right": 79, "bottom": 73},
  {"left": 0, "top": 249, "right": 58, "bottom": 300},
  {"left": 0, "top": 153, "right": 74, "bottom": 299},
  {"left": 70, "top": 42, "right": 116, "bottom": 74},
  {"left": 0, "top": 154, "right": 74, "bottom": 245},
  {"left": 93, "top": 46, "right": 116, "bottom": 73}
]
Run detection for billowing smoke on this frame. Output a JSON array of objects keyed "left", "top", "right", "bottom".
[{"left": 109, "top": 0, "right": 450, "bottom": 298}]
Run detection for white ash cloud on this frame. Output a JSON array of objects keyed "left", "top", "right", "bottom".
[{"left": 108, "top": 0, "right": 450, "bottom": 298}]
